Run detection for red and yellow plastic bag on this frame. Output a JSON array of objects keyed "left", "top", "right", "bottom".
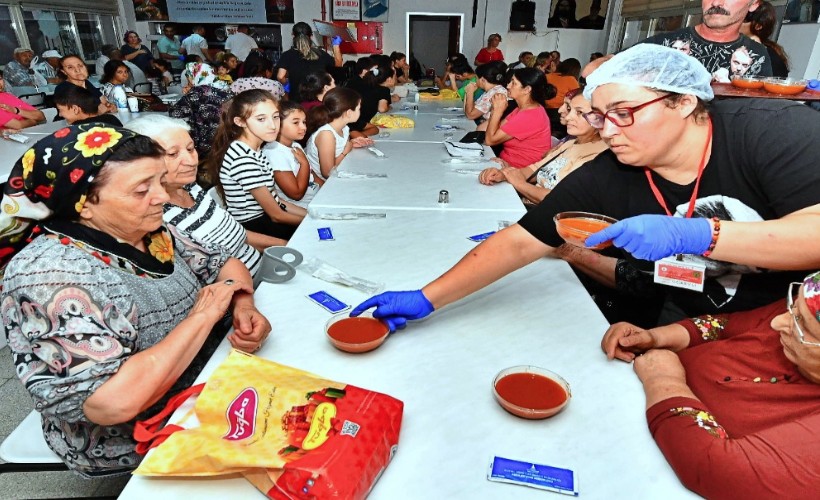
[{"left": 134, "top": 350, "right": 404, "bottom": 499}]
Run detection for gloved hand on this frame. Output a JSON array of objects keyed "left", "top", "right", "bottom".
[
  {"left": 332, "top": 35, "right": 344, "bottom": 46},
  {"left": 350, "top": 290, "right": 434, "bottom": 332},
  {"left": 283, "top": 82, "right": 290, "bottom": 94},
  {"left": 178, "top": 55, "right": 186, "bottom": 61},
  {"left": 585, "top": 215, "right": 712, "bottom": 261}
]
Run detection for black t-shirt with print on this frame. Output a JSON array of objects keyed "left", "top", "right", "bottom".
[
  {"left": 344, "top": 76, "right": 391, "bottom": 132},
  {"left": 642, "top": 27, "right": 772, "bottom": 82},
  {"left": 518, "top": 98, "right": 820, "bottom": 317}
]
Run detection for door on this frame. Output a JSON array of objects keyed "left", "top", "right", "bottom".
[{"left": 407, "top": 13, "right": 463, "bottom": 77}]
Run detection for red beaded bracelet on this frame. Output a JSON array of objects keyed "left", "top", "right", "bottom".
[{"left": 702, "top": 217, "right": 720, "bottom": 257}]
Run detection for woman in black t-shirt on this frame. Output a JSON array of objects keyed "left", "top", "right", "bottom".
[
  {"left": 343, "top": 58, "right": 393, "bottom": 137},
  {"left": 348, "top": 43, "right": 820, "bottom": 332},
  {"left": 276, "top": 22, "right": 342, "bottom": 99}
]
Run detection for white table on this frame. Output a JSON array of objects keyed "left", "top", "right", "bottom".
[
  {"left": 120, "top": 208, "right": 698, "bottom": 500},
  {"left": 9, "top": 84, "right": 57, "bottom": 97},
  {"left": 374, "top": 112, "right": 476, "bottom": 143},
  {"left": 394, "top": 96, "right": 465, "bottom": 115},
  {"left": 309, "top": 141, "right": 522, "bottom": 214},
  {"left": 0, "top": 119, "right": 69, "bottom": 182}
]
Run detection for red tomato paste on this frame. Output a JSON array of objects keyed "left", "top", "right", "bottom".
[
  {"left": 495, "top": 373, "right": 567, "bottom": 410},
  {"left": 327, "top": 317, "right": 388, "bottom": 344},
  {"left": 557, "top": 218, "right": 612, "bottom": 248}
]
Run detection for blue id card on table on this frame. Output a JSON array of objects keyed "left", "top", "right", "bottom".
[
  {"left": 467, "top": 231, "right": 496, "bottom": 242},
  {"left": 488, "top": 456, "right": 578, "bottom": 496},
  {"left": 307, "top": 291, "right": 349, "bottom": 313},
  {"left": 317, "top": 227, "right": 334, "bottom": 241}
]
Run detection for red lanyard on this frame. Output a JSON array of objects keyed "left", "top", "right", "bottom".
[{"left": 644, "top": 118, "right": 713, "bottom": 218}]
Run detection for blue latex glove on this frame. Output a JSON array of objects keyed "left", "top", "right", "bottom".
[
  {"left": 584, "top": 215, "right": 712, "bottom": 261},
  {"left": 283, "top": 82, "right": 290, "bottom": 94},
  {"left": 178, "top": 55, "right": 185, "bottom": 61},
  {"left": 332, "top": 35, "right": 343, "bottom": 46},
  {"left": 350, "top": 290, "right": 434, "bottom": 332}
]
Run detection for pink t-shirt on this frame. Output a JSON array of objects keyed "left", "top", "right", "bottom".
[
  {"left": 0, "top": 93, "right": 36, "bottom": 127},
  {"left": 499, "top": 106, "right": 551, "bottom": 168}
]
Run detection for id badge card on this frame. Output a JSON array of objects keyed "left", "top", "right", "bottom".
[
  {"left": 654, "top": 255, "right": 706, "bottom": 292},
  {"left": 488, "top": 456, "right": 578, "bottom": 496}
]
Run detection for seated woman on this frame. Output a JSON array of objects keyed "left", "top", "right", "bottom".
[
  {"left": 601, "top": 271, "right": 820, "bottom": 498},
  {"left": 390, "top": 51, "right": 411, "bottom": 84},
  {"left": 545, "top": 58, "right": 581, "bottom": 137},
  {"left": 209, "top": 89, "right": 307, "bottom": 240},
  {"left": 56, "top": 54, "right": 114, "bottom": 114},
  {"left": 99, "top": 60, "right": 152, "bottom": 102},
  {"left": 463, "top": 61, "right": 508, "bottom": 130},
  {"left": 0, "top": 124, "right": 270, "bottom": 477},
  {"left": 53, "top": 84, "right": 122, "bottom": 126},
  {"left": 230, "top": 56, "right": 285, "bottom": 99},
  {"left": 0, "top": 69, "right": 45, "bottom": 129},
  {"left": 169, "top": 63, "right": 234, "bottom": 159},
  {"left": 126, "top": 114, "right": 285, "bottom": 276},
  {"left": 484, "top": 67, "right": 553, "bottom": 168},
  {"left": 441, "top": 60, "right": 480, "bottom": 100},
  {"left": 479, "top": 88, "right": 606, "bottom": 205},
  {"left": 299, "top": 71, "right": 335, "bottom": 113}
]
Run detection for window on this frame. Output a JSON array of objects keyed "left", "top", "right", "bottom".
[
  {"left": 75, "top": 13, "right": 117, "bottom": 61},
  {"left": 0, "top": 5, "right": 17, "bottom": 65},
  {"left": 21, "top": 9, "right": 77, "bottom": 57}
]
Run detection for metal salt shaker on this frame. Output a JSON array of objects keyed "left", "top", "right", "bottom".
[{"left": 438, "top": 190, "right": 449, "bottom": 204}]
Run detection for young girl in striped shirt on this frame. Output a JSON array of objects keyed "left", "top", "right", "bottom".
[{"left": 209, "top": 89, "right": 306, "bottom": 240}]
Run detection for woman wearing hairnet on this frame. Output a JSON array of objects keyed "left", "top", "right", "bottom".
[{"left": 351, "top": 43, "right": 820, "bottom": 330}]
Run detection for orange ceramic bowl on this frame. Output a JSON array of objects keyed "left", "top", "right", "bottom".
[
  {"left": 731, "top": 75, "right": 764, "bottom": 89},
  {"left": 762, "top": 78, "right": 807, "bottom": 95},
  {"left": 493, "top": 366, "right": 571, "bottom": 420},
  {"left": 554, "top": 211, "right": 618, "bottom": 250},
  {"left": 325, "top": 312, "right": 389, "bottom": 354}
]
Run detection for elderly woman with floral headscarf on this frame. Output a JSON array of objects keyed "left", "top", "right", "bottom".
[
  {"left": 600, "top": 270, "right": 820, "bottom": 498},
  {"left": 170, "top": 63, "right": 234, "bottom": 158},
  {"left": 0, "top": 123, "right": 271, "bottom": 477}
]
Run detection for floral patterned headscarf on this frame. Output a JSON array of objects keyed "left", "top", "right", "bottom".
[
  {"left": 183, "top": 62, "right": 230, "bottom": 91},
  {"left": 802, "top": 271, "right": 820, "bottom": 323},
  {"left": 0, "top": 123, "right": 173, "bottom": 277}
]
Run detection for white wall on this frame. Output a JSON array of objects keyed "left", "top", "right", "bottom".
[{"left": 777, "top": 23, "right": 820, "bottom": 79}]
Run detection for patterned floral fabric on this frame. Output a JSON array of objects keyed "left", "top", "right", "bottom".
[
  {"left": 691, "top": 314, "right": 727, "bottom": 341},
  {"left": 1, "top": 225, "right": 229, "bottom": 477},
  {"left": 169, "top": 85, "right": 234, "bottom": 158},
  {"left": 669, "top": 406, "right": 729, "bottom": 439},
  {"left": 230, "top": 77, "right": 285, "bottom": 99},
  {"left": 181, "top": 62, "right": 230, "bottom": 91},
  {"left": 0, "top": 124, "right": 142, "bottom": 272},
  {"left": 801, "top": 270, "right": 820, "bottom": 322}
]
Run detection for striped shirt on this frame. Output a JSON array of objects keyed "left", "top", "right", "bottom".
[
  {"left": 220, "top": 140, "right": 276, "bottom": 223},
  {"left": 163, "top": 183, "right": 261, "bottom": 276}
]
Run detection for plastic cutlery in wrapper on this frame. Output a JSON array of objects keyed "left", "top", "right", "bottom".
[
  {"left": 301, "top": 257, "right": 384, "bottom": 295},
  {"left": 333, "top": 171, "right": 388, "bottom": 179}
]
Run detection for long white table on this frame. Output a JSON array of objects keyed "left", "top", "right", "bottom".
[
  {"left": 120, "top": 208, "right": 698, "bottom": 499},
  {"left": 0, "top": 119, "right": 69, "bottom": 182},
  {"left": 309, "top": 141, "right": 521, "bottom": 214},
  {"left": 374, "top": 112, "right": 476, "bottom": 143}
]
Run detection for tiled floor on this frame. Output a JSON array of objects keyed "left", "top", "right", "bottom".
[{"left": 0, "top": 347, "right": 130, "bottom": 499}]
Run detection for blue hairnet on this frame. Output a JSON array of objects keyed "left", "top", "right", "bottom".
[{"left": 584, "top": 44, "right": 714, "bottom": 102}]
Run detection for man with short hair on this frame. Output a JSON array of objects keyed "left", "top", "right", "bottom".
[
  {"left": 641, "top": 0, "right": 771, "bottom": 81},
  {"left": 224, "top": 25, "right": 258, "bottom": 62},
  {"left": 157, "top": 24, "right": 184, "bottom": 71},
  {"left": 35, "top": 49, "right": 62, "bottom": 83},
  {"left": 180, "top": 25, "right": 209, "bottom": 63},
  {"left": 509, "top": 51, "right": 533, "bottom": 70},
  {"left": 5, "top": 48, "right": 34, "bottom": 87},
  {"left": 53, "top": 84, "right": 122, "bottom": 126}
]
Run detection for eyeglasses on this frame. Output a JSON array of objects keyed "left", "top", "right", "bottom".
[
  {"left": 787, "top": 282, "right": 820, "bottom": 347},
  {"left": 582, "top": 93, "right": 671, "bottom": 129}
]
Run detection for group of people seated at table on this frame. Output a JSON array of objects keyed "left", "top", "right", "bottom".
[{"left": 2, "top": 4, "right": 820, "bottom": 496}]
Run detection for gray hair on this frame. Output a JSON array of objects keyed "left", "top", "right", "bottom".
[{"left": 125, "top": 114, "right": 191, "bottom": 138}]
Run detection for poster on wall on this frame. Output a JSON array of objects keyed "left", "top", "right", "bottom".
[
  {"left": 547, "top": 0, "right": 607, "bottom": 29},
  {"left": 333, "top": 0, "right": 361, "bottom": 21},
  {"left": 166, "top": 0, "right": 266, "bottom": 23},
  {"left": 362, "top": 0, "right": 388, "bottom": 22},
  {"left": 266, "top": 0, "right": 295, "bottom": 23},
  {"left": 133, "top": 0, "right": 169, "bottom": 21}
]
